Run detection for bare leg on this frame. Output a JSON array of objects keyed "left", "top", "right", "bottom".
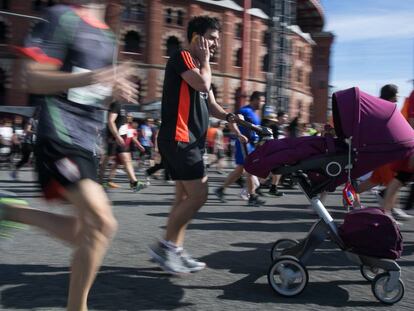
[
  {"left": 246, "top": 173, "right": 255, "bottom": 195},
  {"left": 165, "top": 177, "right": 208, "bottom": 246},
  {"left": 222, "top": 165, "right": 244, "bottom": 190},
  {"left": 108, "top": 161, "right": 118, "bottom": 182},
  {"left": 118, "top": 152, "right": 137, "bottom": 183},
  {"left": 2, "top": 202, "right": 79, "bottom": 245},
  {"left": 382, "top": 179, "right": 402, "bottom": 214},
  {"left": 64, "top": 179, "right": 118, "bottom": 311},
  {"left": 98, "top": 154, "right": 109, "bottom": 184}
]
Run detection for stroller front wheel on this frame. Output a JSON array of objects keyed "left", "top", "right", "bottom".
[
  {"left": 372, "top": 273, "right": 404, "bottom": 304},
  {"left": 271, "top": 239, "right": 299, "bottom": 261},
  {"left": 360, "top": 265, "right": 384, "bottom": 282},
  {"left": 268, "top": 256, "right": 308, "bottom": 297}
]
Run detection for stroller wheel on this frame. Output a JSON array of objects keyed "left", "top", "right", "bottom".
[
  {"left": 268, "top": 256, "right": 308, "bottom": 297},
  {"left": 360, "top": 265, "right": 384, "bottom": 282},
  {"left": 372, "top": 273, "right": 404, "bottom": 304},
  {"left": 271, "top": 239, "right": 299, "bottom": 261}
]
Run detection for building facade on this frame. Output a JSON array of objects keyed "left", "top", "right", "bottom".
[{"left": 0, "top": 0, "right": 331, "bottom": 123}]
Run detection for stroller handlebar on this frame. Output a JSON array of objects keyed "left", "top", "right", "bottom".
[{"left": 235, "top": 118, "right": 274, "bottom": 140}]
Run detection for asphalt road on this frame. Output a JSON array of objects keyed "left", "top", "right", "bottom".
[{"left": 0, "top": 166, "right": 413, "bottom": 311}]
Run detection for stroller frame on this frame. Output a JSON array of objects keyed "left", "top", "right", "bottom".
[{"left": 267, "top": 169, "right": 404, "bottom": 304}]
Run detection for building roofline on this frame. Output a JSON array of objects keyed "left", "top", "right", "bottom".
[{"left": 196, "top": 0, "right": 269, "bottom": 20}]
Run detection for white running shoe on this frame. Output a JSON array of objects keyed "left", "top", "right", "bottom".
[{"left": 239, "top": 188, "right": 249, "bottom": 201}]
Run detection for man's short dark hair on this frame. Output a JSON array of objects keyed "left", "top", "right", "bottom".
[
  {"left": 250, "top": 91, "right": 264, "bottom": 102},
  {"left": 187, "top": 16, "right": 221, "bottom": 43},
  {"left": 380, "top": 84, "right": 398, "bottom": 101}
]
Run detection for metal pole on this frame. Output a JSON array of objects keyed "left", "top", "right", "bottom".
[{"left": 239, "top": 0, "right": 251, "bottom": 110}]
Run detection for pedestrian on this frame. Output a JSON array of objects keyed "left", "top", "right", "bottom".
[
  {"left": 149, "top": 16, "right": 239, "bottom": 274},
  {"left": 215, "top": 91, "right": 266, "bottom": 206},
  {"left": 100, "top": 105, "right": 145, "bottom": 190},
  {"left": 1, "top": 1, "right": 137, "bottom": 310}
]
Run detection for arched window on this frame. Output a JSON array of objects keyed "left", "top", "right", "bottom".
[
  {"left": 177, "top": 10, "right": 184, "bottom": 26},
  {"left": 234, "top": 48, "right": 242, "bottom": 67},
  {"left": 166, "top": 36, "right": 181, "bottom": 57},
  {"left": 297, "top": 68, "right": 302, "bottom": 83},
  {"left": 235, "top": 23, "right": 242, "bottom": 39},
  {"left": 165, "top": 8, "right": 172, "bottom": 24},
  {"left": 262, "top": 31, "right": 270, "bottom": 46},
  {"left": 124, "top": 31, "right": 142, "bottom": 53},
  {"left": 262, "top": 54, "right": 269, "bottom": 72},
  {"left": 0, "top": 22, "right": 8, "bottom": 44}
]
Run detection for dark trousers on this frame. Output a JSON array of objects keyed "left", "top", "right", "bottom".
[{"left": 16, "top": 143, "right": 33, "bottom": 169}]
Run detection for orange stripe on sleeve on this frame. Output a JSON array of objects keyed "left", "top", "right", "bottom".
[
  {"left": 181, "top": 51, "right": 196, "bottom": 70},
  {"left": 175, "top": 81, "right": 191, "bottom": 142},
  {"left": 13, "top": 46, "right": 63, "bottom": 66},
  {"left": 184, "top": 51, "right": 197, "bottom": 68}
]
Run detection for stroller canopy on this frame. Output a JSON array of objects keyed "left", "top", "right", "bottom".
[
  {"left": 333, "top": 87, "right": 414, "bottom": 178},
  {"left": 333, "top": 87, "right": 414, "bottom": 152}
]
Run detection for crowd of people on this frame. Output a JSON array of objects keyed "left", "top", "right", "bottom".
[{"left": 0, "top": 1, "right": 413, "bottom": 310}]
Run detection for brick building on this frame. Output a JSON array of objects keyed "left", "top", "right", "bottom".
[{"left": 0, "top": 0, "right": 332, "bottom": 122}]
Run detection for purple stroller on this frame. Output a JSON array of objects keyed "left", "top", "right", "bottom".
[{"left": 242, "top": 87, "right": 414, "bottom": 304}]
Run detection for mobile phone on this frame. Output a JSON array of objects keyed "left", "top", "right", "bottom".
[{"left": 191, "top": 34, "right": 199, "bottom": 44}]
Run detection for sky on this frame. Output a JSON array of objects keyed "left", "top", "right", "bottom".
[{"left": 320, "top": 0, "right": 414, "bottom": 107}]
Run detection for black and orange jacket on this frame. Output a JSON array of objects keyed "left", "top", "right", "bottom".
[{"left": 158, "top": 50, "right": 210, "bottom": 147}]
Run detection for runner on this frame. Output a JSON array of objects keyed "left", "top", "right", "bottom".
[
  {"left": 215, "top": 91, "right": 266, "bottom": 206},
  {"left": 104, "top": 112, "right": 146, "bottom": 189},
  {"left": 0, "top": 1, "right": 137, "bottom": 310},
  {"left": 149, "top": 16, "right": 239, "bottom": 274},
  {"left": 100, "top": 105, "right": 145, "bottom": 191}
]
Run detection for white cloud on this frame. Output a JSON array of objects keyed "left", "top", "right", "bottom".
[
  {"left": 332, "top": 78, "right": 412, "bottom": 109},
  {"left": 325, "top": 12, "right": 414, "bottom": 42}
]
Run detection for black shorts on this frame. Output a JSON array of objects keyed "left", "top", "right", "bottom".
[
  {"left": 107, "top": 140, "right": 130, "bottom": 156},
  {"left": 35, "top": 139, "right": 97, "bottom": 199},
  {"left": 158, "top": 140, "right": 205, "bottom": 181}
]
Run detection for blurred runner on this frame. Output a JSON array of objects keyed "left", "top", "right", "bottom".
[{"left": 1, "top": 1, "right": 138, "bottom": 310}]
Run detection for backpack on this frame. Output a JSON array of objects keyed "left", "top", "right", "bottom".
[{"left": 338, "top": 207, "right": 403, "bottom": 259}]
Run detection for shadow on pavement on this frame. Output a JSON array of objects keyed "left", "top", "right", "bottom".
[
  {"left": 188, "top": 242, "right": 390, "bottom": 308},
  {"left": 0, "top": 264, "right": 190, "bottom": 310}
]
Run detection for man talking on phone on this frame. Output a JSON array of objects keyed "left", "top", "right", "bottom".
[{"left": 149, "top": 16, "right": 240, "bottom": 274}]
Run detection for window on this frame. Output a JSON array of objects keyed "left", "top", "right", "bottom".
[
  {"left": 166, "top": 36, "right": 181, "bottom": 57},
  {"left": 297, "top": 68, "right": 302, "bottom": 83},
  {"left": 298, "top": 47, "right": 304, "bottom": 59},
  {"left": 262, "top": 31, "right": 270, "bottom": 46},
  {"left": 122, "top": 0, "right": 146, "bottom": 21},
  {"left": 235, "top": 23, "right": 242, "bottom": 39},
  {"left": 124, "top": 31, "right": 142, "bottom": 53},
  {"left": 234, "top": 48, "right": 242, "bottom": 67},
  {"left": 177, "top": 10, "right": 184, "bottom": 26},
  {"left": 0, "top": 22, "right": 8, "bottom": 44},
  {"left": 165, "top": 8, "right": 172, "bottom": 24},
  {"left": 262, "top": 54, "right": 269, "bottom": 72}
]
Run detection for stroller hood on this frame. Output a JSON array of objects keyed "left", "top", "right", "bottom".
[{"left": 333, "top": 87, "right": 414, "bottom": 179}]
